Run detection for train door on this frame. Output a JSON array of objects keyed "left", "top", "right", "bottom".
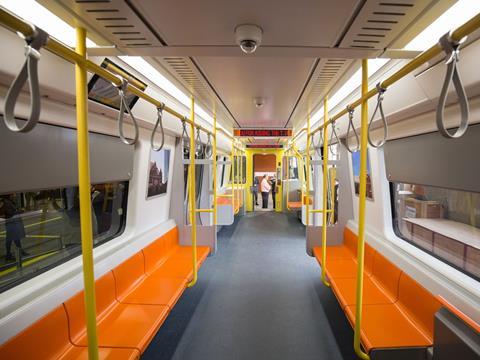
[{"left": 252, "top": 154, "right": 276, "bottom": 211}]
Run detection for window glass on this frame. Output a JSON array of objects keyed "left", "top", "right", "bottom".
[
  {"left": 288, "top": 157, "right": 299, "bottom": 179},
  {"left": 392, "top": 182, "right": 480, "bottom": 280},
  {"left": 0, "top": 182, "right": 127, "bottom": 292},
  {"left": 351, "top": 150, "right": 373, "bottom": 199}
]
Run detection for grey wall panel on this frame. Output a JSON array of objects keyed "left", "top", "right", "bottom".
[
  {"left": 0, "top": 118, "right": 134, "bottom": 193},
  {"left": 384, "top": 124, "right": 480, "bottom": 193}
]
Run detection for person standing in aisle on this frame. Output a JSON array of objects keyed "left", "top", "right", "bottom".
[
  {"left": 271, "top": 177, "right": 276, "bottom": 209},
  {"left": 252, "top": 176, "right": 259, "bottom": 206},
  {"left": 260, "top": 174, "right": 271, "bottom": 209}
]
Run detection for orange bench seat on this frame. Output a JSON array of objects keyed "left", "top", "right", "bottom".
[
  {"left": 0, "top": 225, "right": 209, "bottom": 359},
  {"left": 313, "top": 227, "right": 441, "bottom": 354},
  {"left": 0, "top": 305, "right": 139, "bottom": 360},
  {"left": 287, "top": 201, "right": 302, "bottom": 210}
]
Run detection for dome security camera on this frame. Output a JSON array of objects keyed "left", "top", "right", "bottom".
[
  {"left": 235, "top": 24, "right": 263, "bottom": 54},
  {"left": 253, "top": 97, "right": 266, "bottom": 108}
]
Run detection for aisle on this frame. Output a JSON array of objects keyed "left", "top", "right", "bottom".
[{"left": 143, "top": 212, "right": 355, "bottom": 360}]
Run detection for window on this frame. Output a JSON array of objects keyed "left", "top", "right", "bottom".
[
  {"left": 0, "top": 182, "right": 128, "bottom": 292},
  {"left": 392, "top": 182, "right": 480, "bottom": 280},
  {"left": 287, "top": 157, "right": 299, "bottom": 179}
]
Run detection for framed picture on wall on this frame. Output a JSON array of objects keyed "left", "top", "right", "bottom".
[
  {"left": 351, "top": 150, "right": 374, "bottom": 200},
  {"left": 146, "top": 148, "right": 171, "bottom": 199}
]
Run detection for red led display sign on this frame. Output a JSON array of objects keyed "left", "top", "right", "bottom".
[
  {"left": 234, "top": 129, "right": 292, "bottom": 137},
  {"left": 246, "top": 144, "right": 284, "bottom": 149}
]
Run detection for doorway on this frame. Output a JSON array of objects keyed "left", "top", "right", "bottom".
[{"left": 253, "top": 154, "right": 276, "bottom": 211}]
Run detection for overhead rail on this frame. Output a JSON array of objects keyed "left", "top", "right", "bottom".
[
  {"left": 299, "top": 12, "right": 480, "bottom": 144},
  {"left": 0, "top": 8, "right": 216, "bottom": 141}
]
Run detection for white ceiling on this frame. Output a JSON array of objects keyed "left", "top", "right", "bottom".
[
  {"left": 196, "top": 57, "right": 315, "bottom": 128},
  {"left": 131, "top": 0, "right": 362, "bottom": 130}
]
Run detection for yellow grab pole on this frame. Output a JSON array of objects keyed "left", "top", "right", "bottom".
[
  {"left": 354, "top": 59, "right": 371, "bottom": 360},
  {"left": 213, "top": 109, "right": 218, "bottom": 225},
  {"left": 321, "top": 96, "right": 331, "bottom": 287},
  {"left": 187, "top": 97, "right": 197, "bottom": 287},
  {"left": 306, "top": 111, "right": 311, "bottom": 226},
  {"left": 231, "top": 141, "right": 235, "bottom": 212},
  {"left": 286, "top": 155, "right": 290, "bottom": 210},
  {"left": 75, "top": 27, "right": 99, "bottom": 360}
]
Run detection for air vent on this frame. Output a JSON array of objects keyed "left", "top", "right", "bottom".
[
  {"left": 54, "top": 0, "right": 162, "bottom": 48},
  {"left": 341, "top": 0, "right": 431, "bottom": 49}
]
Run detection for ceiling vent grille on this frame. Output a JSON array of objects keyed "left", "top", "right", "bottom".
[
  {"left": 51, "top": 0, "right": 162, "bottom": 47},
  {"left": 341, "top": 0, "right": 432, "bottom": 49}
]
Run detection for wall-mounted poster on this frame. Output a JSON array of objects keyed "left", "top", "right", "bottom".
[
  {"left": 147, "top": 148, "right": 170, "bottom": 199},
  {"left": 351, "top": 150, "right": 373, "bottom": 199}
]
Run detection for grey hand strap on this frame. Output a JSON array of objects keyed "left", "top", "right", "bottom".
[
  {"left": 195, "top": 128, "right": 203, "bottom": 158},
  {"left": 4, "top": 26, "right": 49, "bottom": 132},
  {"left": 151, "top": 104, "right": 165, "bottom": 151},
  {"left": 436, "top": 32, "right": 469, "bottom": 139},
  {"left": 204, "top": 133, "right": 213, "bottom": 159},
  {"left": 368, "top": 83, "right": 388, "bottom": 148},
  {"left": 117, "top": 78, "right": 139, "bottom": 145},
  {"left": 345, "top": 107, "right": 359, "bottom": 153},
  {"left": 182, "top": 118, "right": 190, "bottom": 158},
  {"left": 329, "top": 120, "right": 340, "bottom": 156}
]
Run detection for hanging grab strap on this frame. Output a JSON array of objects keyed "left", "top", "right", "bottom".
[
  {"left": 329, "top": 120, "right": 340, "bottom": 156},
  {"left": 181, "top": 117, "right": 190, "bottom": 157},
  {"left": 195, "top": 128, "right": 203, "bottom": 158},
  {"left": 368, "top": 83, "right": 388, "bottom": 148},
  {"left": 4, "top": 25, "right": 49, "bottom": 132},
  {"left": 151, "top": 103, "right": 165, "bottom": 151},
  {"left": 436, "top": 32, "right": 469, "bottom": 138},
  {"left": 204, "top": 133, "right": 213, "bottom": 159},
  {"left": 345, "top": 106, "right": 359, "bottom": 153},
  {"left": 117, "top": 78, "right": 139, "bottom": 145}
]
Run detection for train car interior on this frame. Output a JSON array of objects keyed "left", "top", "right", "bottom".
[{"left": 0, "top": 0, "right": 479, "bottom": 359}]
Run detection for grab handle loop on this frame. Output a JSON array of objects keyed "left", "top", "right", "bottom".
[
  {"left": 204, "top": 133, "right": 213, "bottom": 159},
  {"left": 117, "top": 78, "right": 139, "bottom": 145},
  {"left": 151, "top": 103, "right": 165, "bottom": 151},
  {"left": 181, "top": 117, "right": 189, "bottom": 158},
  {"left": 4, "top": 26, "right": 49, "bottom": 132},
  {"left": 345, "top": 106, "right": 359, "bottom": 153},
  {"left": 329, "top": 120, "right": 340, "bottom": 156},
  {"left": 368, "top": 83, "right": 388, "bottom": 148},
  {"left": 195, "top": 128, "right": 203, "bottom": 158},
  {"left": 436, "top": 32, "right": 469, "bottom": 138}
]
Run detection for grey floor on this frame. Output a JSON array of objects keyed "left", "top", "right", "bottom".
[{"left": 143, "top": 211, "right": 356, "bottom": 360}]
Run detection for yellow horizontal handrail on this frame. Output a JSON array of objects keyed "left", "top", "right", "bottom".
[
  {"left": 309, "top": 209, "right": 334, "bottom": 213},
  {"left": 0, "top": 7, "right": 216, "bottom": 137},
  {"left": 302, "top": 12, "right": 480, "bottom": 138},
  {"left": 194, "top": 209, "right": 214, "bottom": 213}
]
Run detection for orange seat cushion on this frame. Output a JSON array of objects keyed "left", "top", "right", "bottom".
[
  {"left": 62, "top": 346, "right": 140, "bottom": 360},
  {"left": 325, "top": 258, "right": 359, "bottom": 279},
  {"left": 370, "top": 252, "right": 402, "bottom": 301},
  {"left": 313, "top": 245, "right": 354, "bottom": 263},
  {"left": 64, "top": 272, "right": 169, "bottom": 353},
  {"left": 0, "top": 306, "right": 73, "bottom": 359},
  {"left": 287, "top": 201, "right": 302, "bottom": 209},
  {"left": 173, "top": 245, "right": 210, "bottom": 264},
  {"left": 330, "top": 276, "right": 395, "bottom": 309},
  {"left": 120, "top": 276, "right": 187, "bottom": 309},
  {"left": 396, "top": 273, "right": 441, "bottom": 339},
  {"left": 143, "top": 227, "right": 180, "bottom": 274},
  {"left": 345, "top": 303, "right": 433, "bottom": 351}
]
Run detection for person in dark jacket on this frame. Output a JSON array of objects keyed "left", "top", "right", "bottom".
[
  {"left": 270, "top": 177, "right": 277, "bottom": 209},
  {"left": 0, "top": 195, "right": 28, "bottom": 262}
]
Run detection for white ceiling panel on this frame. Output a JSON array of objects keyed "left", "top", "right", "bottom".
[
  {"left": 130, "top": 0, "right": 360, "bottom": 47},
  {"left": 196, "top": 57, "right": 315, "bottom": 128}
]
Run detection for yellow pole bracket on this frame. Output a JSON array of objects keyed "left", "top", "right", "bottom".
[
  {"left": 321, "top": 96, "right": 331, "bottom": 288},
  {"left": 187, "top": 96, "right": 198, "bottom": 288}
]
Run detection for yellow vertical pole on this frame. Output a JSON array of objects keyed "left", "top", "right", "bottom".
[
  {"left": 354, "top": 59, "right": 371, "bottom": 360},
  {"left": 187, "top": 97, "right": 197, "bottom": 287},
  {"left": 75, "top": 27, "right": 99, "bottom": 360},
  {"left": 286, "top": 154, "right": 290, "bottom": 210},
  {"left": 306, "top": 111, "right": 311, "bottom": 226},
  {"left": 321, "top": 96, "right": 331, "bottom": 287},
  {"left": 213, "top": 109, "right": 217, "bottom": 225},
  {"left": 231, "top": 141, "right": 235, "bottom": 212}
]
